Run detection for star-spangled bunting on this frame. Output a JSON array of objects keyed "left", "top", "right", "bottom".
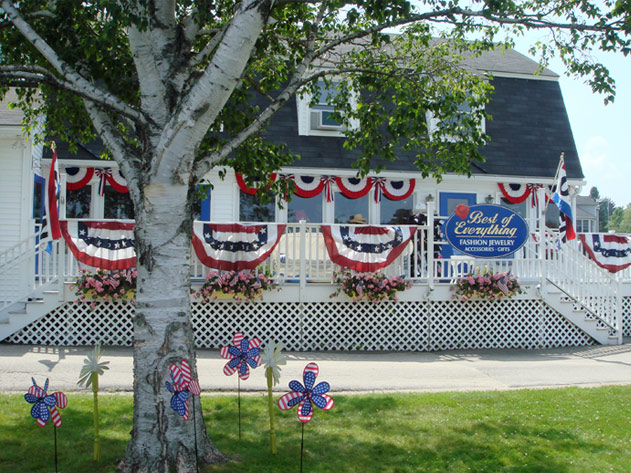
[
  {"left": 24, "top": 378, "right": 68, "bottom": 427},
  {"left": 165, "top": 360, "right": 201, "bottom": 421},
  {"left": 59, "top": 220, "right": 136, "bottom": 270},
  {"left": 579, "top": 233, "right": 631, "bottom": 273},
  {"left": 278, "top": 362, "right": 334, "bottom": 423},
  {"left": 220, "top": 332, "right": 261, "bottom": 381},
  {"left": 321, "top": 225, "right": 416, "bottom": 272},
  {"left": 192, "top": 223, "right": 285, "bottom": 271}
]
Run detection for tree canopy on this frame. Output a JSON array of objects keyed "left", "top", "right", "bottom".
[{"left": 1, "top": 1, "right": 630, "bottom": 472}]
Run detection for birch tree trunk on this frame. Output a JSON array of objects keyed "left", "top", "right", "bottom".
[{"left": 118, "top": 175, "right": 224, "bottom": 472}]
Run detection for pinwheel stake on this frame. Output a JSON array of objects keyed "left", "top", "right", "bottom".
[
  {"left": 261, "top": 341, "right": 287, "bottom": 454},
  {"left": 166, "top": 359, "right": 202, "bottom": 473},
  {"left": 220, "top": 331, "right": 261, "bottom": 440},
  {"left": 24, "top": 378, "right": 68, "bottom": 473},
  {"left": 278, "top": 363, "right": 334, "bottom": 473}
]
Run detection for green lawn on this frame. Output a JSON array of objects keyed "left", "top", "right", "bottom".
[{"left": 1, "top": 386, "right": 630, "bottom": 472}]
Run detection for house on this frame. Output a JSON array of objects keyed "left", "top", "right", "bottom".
[
  {"left": 575, "top": 195, "right": 600, "bottom": 233},
  {"left": 1, "top": 47, "right": 630, "bottom": 351}
]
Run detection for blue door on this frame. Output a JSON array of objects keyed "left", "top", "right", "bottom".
[{"left": 439, "top": 192, "right": 477, "bottom": 259}]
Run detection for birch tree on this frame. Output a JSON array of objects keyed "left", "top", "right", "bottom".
[{"left": 0, "top": 1, "right": 628, "bottom": 471}]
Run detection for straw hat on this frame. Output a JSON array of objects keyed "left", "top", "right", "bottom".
[{"left": 349, "top": 213, "right": 367, "bottom": 224}]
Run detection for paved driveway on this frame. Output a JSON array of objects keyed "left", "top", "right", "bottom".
[{"left": 2, "top": 343, "right": 631, "bottom": 394}]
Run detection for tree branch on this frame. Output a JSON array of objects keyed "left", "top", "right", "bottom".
[{"left": 1, "top": 1, "right": 148, "bottom": 126}]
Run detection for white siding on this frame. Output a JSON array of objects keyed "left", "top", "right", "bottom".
[{"left": 210, "top": 176, "right": 236, "bottom": 222}]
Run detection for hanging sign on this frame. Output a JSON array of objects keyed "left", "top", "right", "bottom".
[{"left": 444, "top": 204, "right": 528, "bottom": 257}]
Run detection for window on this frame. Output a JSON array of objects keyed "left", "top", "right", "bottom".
[
  {"left": 240, "top": 192, "right": 276, "bottom": 222},
  {"left": 381, "top": 196, "right": 414, "bottom": 224},
  {"left": 334, "top": 193, "right": 369, "bottom": 224},
  {"left": 104, "top": 186, "right": 134, "bottom": 219},
  {"left": 66, "top": 186, "right": 92, "bottom": 218},
  {"left": 296, "top": 80, "right": 359, "bottom": 137},
  {"left": 500, "top": 197, "right": 527, "bottom": 220},
  {"left": 288, "top": 195, "right": 322, "bottom": 223},
  {"left": 426, "top": 100, "right": 485, "bottom": 141},
  {"left": 576, "top": 219, "right": 592, "bottom": 233}
]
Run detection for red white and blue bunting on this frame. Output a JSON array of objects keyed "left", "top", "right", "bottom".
[
  {"left": 245, "top": 173, "right": 415, "bottom": 203},
  {"left": 65, "top": 167, "right": 95, "bottom": 190},
  {"left": 59, "top": 220, "right": 136, "bottom": 270},
  {"left": 498, "top": 183, "right": 555, "bottom": 207},
  {"left": 372, "top": 177, "right": 415, "bottom": 203},
  {"left": 321, "top": 225, "right": 416, "bottom": 272},
  {"left": 62, "top": 166, "right": 128, "bottom": 194},
  {"left": 192, "top": 222, "right": 286, "bottom": 271},
  {"left": 235, "top": 173, "right": 278, "bottom": 195},
  {"left": 579, "top": 233, "right": 631, "bottom": 273}
]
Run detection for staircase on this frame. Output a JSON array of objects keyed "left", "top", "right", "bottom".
[
  {"left": 0, "top": 283, "right": 65, "bottom": 341},
  {"left": 540, "top": 241, "right": 622, "bottom": 345}
]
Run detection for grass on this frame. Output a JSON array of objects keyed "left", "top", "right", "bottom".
[{"left": 1, "top": 386, "right": 631, "bottom": 472}]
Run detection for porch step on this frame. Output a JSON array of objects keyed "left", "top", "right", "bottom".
[
  {"left": 542, "top": 289, "right": 619, "bottom": 345},
  {"left": 0, "top": 285, "right": 64, "bottom": 342}
]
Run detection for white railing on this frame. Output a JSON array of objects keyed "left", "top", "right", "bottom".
[
  {"left": 545, "top": 238, "right": 620, "bottom": 332},
  {"left": 0, "top": 230, "right": 63, "bottom": 309}
]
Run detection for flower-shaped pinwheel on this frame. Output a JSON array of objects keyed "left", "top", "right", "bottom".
[
  {"left": 278, "top": 363, "right": 334, "bottom": 423},
  {"left": 165, "top": 359, "right": 201, "bottom": 420},
  {"left": 220, "top": 332, "right": 261, "bottom": 381},
  {"left": 24, "top": 378, "right": 68, "bottom": 427},
  {"left": 261, "top": 341, "right": 287, "bottom": 386}
]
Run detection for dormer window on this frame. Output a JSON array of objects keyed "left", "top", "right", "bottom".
[
  {"left": 297, "top": 80, "right": 359, "bottom": 137},
  {"left": 425, "top": 99, "right": 485, "bottom": 142}
]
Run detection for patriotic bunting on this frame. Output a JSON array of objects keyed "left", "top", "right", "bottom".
[
  {"left": 290, "top": 175, "right": 326, "bottom": 198},
  {"left": 379, "top": 178, "right": 415, "bottom": 201},
  {"left": 59, "top": 220, "right": 136, "bottom": 270},
  {"left": 63, "top": 166, "right": 128, "bottom": 193},
  {"left": 236, "top": 173, "right": 278, "bottom": 195},
  {"left": 65, "top": 167, "right": 95, "bottom": 190},
  {"left": 192, "top": 222, "right": 286, "bottom": 271},
  {"left": 335, "top": 176, "right": 372, "bottom": 199},
  {"left": 579, "top": 233, "right": 631, "bottom": 273},
  {"left": 106, "top": 168, "right": 129, "bottom": 193},
  {"left": 498, "top": 183, "right": 531, "bottom": 204},
  {"left": 321, "top": 225, "right": 416, "bottom": 272}
]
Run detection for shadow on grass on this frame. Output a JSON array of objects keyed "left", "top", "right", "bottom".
[
  {"left": 202, "top": 393, "right": 623, "bottom": 473},
  {"left": 0, "top": 394, "right": 131, "bottom": 473}
]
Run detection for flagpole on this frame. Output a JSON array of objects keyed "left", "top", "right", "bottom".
[{"left": 543, "top": 152, "right": 565, "bottom": 215}]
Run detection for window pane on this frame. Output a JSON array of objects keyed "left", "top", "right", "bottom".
[
  {"left": 288, "top": 195, "right": 322, "bottom": 223},
  {"left": 240, "top": 192, "right": 275, "bottom": 222},
  {"left": 381, "top": 196, "right": 414, "bottom": 224},
  {"left": 334, "top": 193, "right": 369, "bottom": 224},
  {"left": 445, "top": 197, "right": 470, "bottom": 216},
  {"left": 33, "top": 180, "right": 44, "bottom": 220},
  {"left": 66, "top": 186, "right": 91, "bottom": 218},
  {"left": 500, "top": 197, "right": 527, "bottom": 219},
  {"left": 104, "top": 187, "right": 134, "bottom": 219}
]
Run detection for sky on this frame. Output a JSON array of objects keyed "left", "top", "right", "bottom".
[{"left": 512, "top": 46, "right": 630, "bottom": 208}]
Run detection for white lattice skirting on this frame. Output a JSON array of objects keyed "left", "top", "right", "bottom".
[{"left": 7, "top": 299, "right": 597, "bottom": 350}]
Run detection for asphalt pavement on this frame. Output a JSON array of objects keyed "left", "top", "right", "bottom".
[{"left": 2, "top": 343, "right": 631, "bottom": 394}]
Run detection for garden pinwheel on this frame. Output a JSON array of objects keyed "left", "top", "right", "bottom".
[
  {"left": 220, "top": 331, "right": 261, "bottom": 380},
  {"left": 278, "top": 362, "right": 334, "bottom": 423},
  {"left": 220, "top": 331, "right": 261, "bottom": 439},
  {"left": 261, "top": 340, "right": 287, "bottom": 454},
  {"left": 278, "top": 363, "right": 334, "bottom": 473},
  {"left": 24, "top": 377, "right": 68, "bottom": 473},
  {"left": 166, "top": 359, "right": 201, "bottom": 421},
  {"left": 24, "top": 377, "right": 68, "bottom": 427}
]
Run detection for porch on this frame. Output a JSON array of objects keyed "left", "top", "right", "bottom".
[{"left": 1, "top": 215, "right": 629, "bottom": 350}]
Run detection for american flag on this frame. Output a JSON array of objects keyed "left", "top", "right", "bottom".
[
  {"left": 552, "top": 154, "right": 576, "bottom": 243},
  {"left": 40, "top": 144, "right": 61, "bottom": 250}
]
